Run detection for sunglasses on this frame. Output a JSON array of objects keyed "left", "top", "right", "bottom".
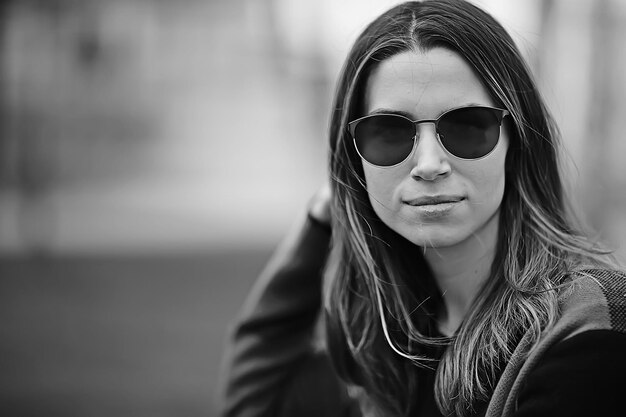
[{"left": 347, "top": 105, "right": 509, "bottom": 167}]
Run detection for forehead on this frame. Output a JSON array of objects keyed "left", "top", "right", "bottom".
[{"left": 364, "top": 48, "right": 494, "bottom": 117}]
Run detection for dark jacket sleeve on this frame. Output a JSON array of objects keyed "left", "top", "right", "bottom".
[
  {"left": 511, "top": 329, "right": 626, "bottom": 417},
  {"left": 218, "top": 213, "right": 357, "bottom": 417}
]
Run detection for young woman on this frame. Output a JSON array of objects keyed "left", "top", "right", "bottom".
[{"left": 220, "top": 1, "right": 626, "bottom": 416}]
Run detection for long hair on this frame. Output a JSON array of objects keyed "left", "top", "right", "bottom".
[{"left": 323, "top": 1, "right": 614, "bottom": 416}]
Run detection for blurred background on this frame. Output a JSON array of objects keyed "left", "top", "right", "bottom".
[{"left": 1, "top": 0, "right": 625, "bottom": 416}]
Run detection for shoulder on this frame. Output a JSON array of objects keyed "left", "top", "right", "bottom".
[
  {"left": 496, "top": 269, "right": 626, "bottom": 416},
  {"left": 557, "top": 268, "right": 626, "bottom": 336},
  {"left": 488, "top": 269, "right": 626, "bottom": 416},
  {"left": 511, "top": 329, "right": 626, "bottom": 416}
]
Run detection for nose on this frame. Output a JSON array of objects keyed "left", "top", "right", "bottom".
[{"left": 409, "top": 122, "right": 451, "bottom": 181}]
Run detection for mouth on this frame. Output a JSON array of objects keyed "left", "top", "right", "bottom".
[{"left": 404, "top": 195, "right": 465, "bottom": 206}]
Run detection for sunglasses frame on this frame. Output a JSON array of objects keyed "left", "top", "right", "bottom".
[{"left": 347, "top": 105, "right": 510, "bottom": 168}]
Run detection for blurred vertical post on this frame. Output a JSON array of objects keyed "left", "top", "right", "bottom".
[
  {"left": 582, "top": 0, "right": 626, "bottom": 258},
  {"left": 1, "top": 0, "right": 62, "bottom": 255},
  {"left": 535, "top": 0, "right": 626, "bottom": 259},
  {"left": 583, "top": 0, "right": 611, "bottom": 234},
  {"left": 0, "top": 0, "right": 14, "bottom": 249},
  {"left": 0, "top": 0, "right": 7, "bottom": 184}
]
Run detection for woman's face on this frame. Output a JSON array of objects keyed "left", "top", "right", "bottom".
[{"left": 361, "top": 48, "right": 509, "bottom": 249}]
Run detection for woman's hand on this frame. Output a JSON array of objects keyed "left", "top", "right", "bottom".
[{"left": 308, "top": 182, "right": 332, "bottom": 227}]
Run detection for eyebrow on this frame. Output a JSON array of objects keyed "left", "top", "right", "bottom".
[
  {"left": 368, "top": 103, "right": 486, "bottom": 120},
  {"left": 368, "top": 108, "right": 415, "bottom": 119}
]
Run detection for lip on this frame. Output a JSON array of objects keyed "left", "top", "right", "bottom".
[{"left": 403, "top": 195, "right": 465, "bottom": 206}]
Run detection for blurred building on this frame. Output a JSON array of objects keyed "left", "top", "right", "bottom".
[
  {"left": 1, "top": 0, "right": 625, "bottom": 257},
  {"left": 0, "top": 0, "right": 329, "bottom": 255}
]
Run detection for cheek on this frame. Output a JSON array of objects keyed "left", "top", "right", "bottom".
[
  {"left": 464, "top": 160, "right": 507, "bottom": 206},
  {"left": 471, "top": 137, "right": 509, "bottom": 201},
  {"left": 362, "top": 165, "right": 404, "bottom": 212}
]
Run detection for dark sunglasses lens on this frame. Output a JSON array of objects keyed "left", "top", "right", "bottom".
[
  {"left": 354, "top": 115, "right": 415, "bottom": 166},
  {"left": 438, "top": 107, "right": 503, "bottom": 159}
]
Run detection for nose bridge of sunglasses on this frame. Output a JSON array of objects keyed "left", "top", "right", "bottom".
[
  {"left": 414, "top": 120, "right": 439, "bottom": 140},
  {"left": 412, "top": 120, "right": 450, "bottom": 157}
]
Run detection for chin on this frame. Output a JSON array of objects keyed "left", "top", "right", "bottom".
[
  {"left": 396, "top": 225, "right": 470, "bottom": 249},
  {"left": 408, "top": 236, "right": 464, "bottom": 249}
]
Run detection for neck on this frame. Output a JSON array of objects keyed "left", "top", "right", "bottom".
[{"left": 422, "top": 211, "right": 500, "bottom": 336}]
